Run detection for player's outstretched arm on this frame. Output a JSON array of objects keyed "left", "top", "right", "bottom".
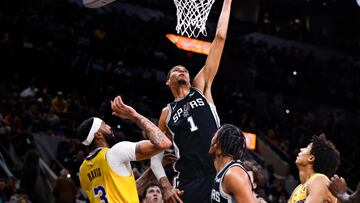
[
  {"left": 111, "top": 96, "right": 172, "bottom": 160},
  {"left": 193, "top": 0, "right": 232, "bottom": 103}
]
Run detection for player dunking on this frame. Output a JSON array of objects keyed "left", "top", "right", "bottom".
[
  {"left": 289, "top": 134, "right": 340, "bottom": 203},
  {"left": 78, "top": 96, "right": 171, "bottom": 203},
  {"left": 150, "top": 1, "right": 233, "bottom": 202}
]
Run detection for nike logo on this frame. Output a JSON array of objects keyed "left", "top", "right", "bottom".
[
  {"left": 215, "top": 177, "right": 221, "bottom": 182},
  {"left": 189, "top": 92, "right": 195, "bottom": 97}
]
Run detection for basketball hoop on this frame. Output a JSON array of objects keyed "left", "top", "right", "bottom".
[{"left": 173, "top": 0, "right": 215, "bottom": 38}]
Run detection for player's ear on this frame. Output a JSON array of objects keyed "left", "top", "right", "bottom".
[
  {"left": 214, "top": 142, "right": 221, "bottom": 151},
  {"left": 308, "top": 154, "right": 315, "bottom": 163},
  {"left": 94, "top": 132, "right": 102, "bottom": 140},
  {"left": 252, "top": 182, "right": 257, "bottom": 189}
]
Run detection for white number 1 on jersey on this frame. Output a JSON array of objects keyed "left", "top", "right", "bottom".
[{"left": 187, "top": 116, "right": 198, "bottom": 132}]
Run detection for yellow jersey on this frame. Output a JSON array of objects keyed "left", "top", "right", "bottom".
[
  {"left": 289, "top": 173, "right": 334, "bottom": 203},
  {"left": 79, "top": 148, "right": 139, "bottom": 203}
]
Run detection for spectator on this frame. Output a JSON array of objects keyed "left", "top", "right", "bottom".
[
  {"left": 141, "top": 182, "right": 164, "bottom": 203},
  {"left": 51, "top": 91, "right": 68, "bottom": 114},
  {"left": 20, "top": 149, "right": 39, "bottom": 202},
  {"left": 0, "top": 178, "right": 6, "bottom": 202},
  {"left": 19, "top": 78, "right": 38, "bottom": 99},
  {"left": 3, "top": 108, "right": 22, "bottom": 133},
  {"left": 53, "top": 169, "right": 78, "bottom": 203},
  {"left": 4, "top": 177, "right": 17, "bottom": 202},
  {"left": 8, "top": 188, "right": 31, "bottom": 203},
  {"left": 243, "top": 161, "right": 268, "bottom": 203}
]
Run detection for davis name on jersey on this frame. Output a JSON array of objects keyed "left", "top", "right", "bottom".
[
  {"left": 87, "top": 167, "right": 101, "bottom": 182},
  {"left": 172, "top": 98, "right": 205, "bottom": 123}
]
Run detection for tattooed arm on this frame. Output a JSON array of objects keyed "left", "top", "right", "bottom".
[{"left": 111, "top": 96, "right": 172, "bottom": 160}]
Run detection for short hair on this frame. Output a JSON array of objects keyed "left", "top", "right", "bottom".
[
  {"left": 77, "top": 117, "right": 95, "bottom": 144},
  {"left": 215, "top": 124, "right": 246, "bottom": 160},
  {"left": 141, "top": 182, "right": 162, "bottom": 200},
  {"left": 310, "top": 134, "right": 340, "bottom": 177},
  {"left": 166, "top": 65, "right": 186, "bottom": 80}
]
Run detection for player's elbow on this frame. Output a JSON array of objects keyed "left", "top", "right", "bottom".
[
  {"left": 163, "top": 139, "right": 172, "bottom": 149},
  {"left": 157, "top": 138, "right": 172, "bottom": 150},
  {"left": 215, "top": 32, "right": 226, "bottom": 41}
]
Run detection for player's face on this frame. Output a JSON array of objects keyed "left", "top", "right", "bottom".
[
  {"left": 143, "top": 186, "right": 163, "bottom": 203},
  {"left": 98, "top": 122, "right": 116, "bottom": 146},
  {"left": 295, "top": 143, "right": 314, "bottom": 166},
  {"left": 167, "top": 66, "right": 190, "bottom": 86}
]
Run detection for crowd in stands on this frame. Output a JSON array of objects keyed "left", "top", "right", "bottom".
[{"left": 0, "top": 0, "right": 359, "bottom": 202}]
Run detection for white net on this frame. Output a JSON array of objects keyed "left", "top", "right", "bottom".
[{"left": 174, "top": 0, "right": 215, "bottom": 38}]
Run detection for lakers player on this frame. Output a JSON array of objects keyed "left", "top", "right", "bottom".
[
  {"left": 78, "top": 96, "right": 171, "bottom": 203},
  {"left": 289, "top": 134, "right": 340, "bottom": 203},
  {"left": 150, "top": 0, "right": 233, "bottom": 202}
]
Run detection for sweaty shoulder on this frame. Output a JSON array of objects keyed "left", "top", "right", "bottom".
[
  {"left": 308, "top": 174, "right": 329, "bottom": 188},
  {"left": 162, "top": 106, "right": 169, "bottom": 113},
  {"left": 223, "top": 165, "right": 250, "bottom": 193},
  {"left": 308, "top": 175, "right": 336, "bottom": 203},
  {"left": 223, "top": 165, "right": 256, "bottom": 203}
]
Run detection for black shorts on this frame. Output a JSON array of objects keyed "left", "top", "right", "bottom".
[{"left": 177, "top": 173, "right": 215, "bottom": 203}]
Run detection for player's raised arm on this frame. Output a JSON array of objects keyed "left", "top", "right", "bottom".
[
  {"left": 111, "top": 96, "right": 172, "bottom": 160},
  {"left": 193, "top": 0, "right": 232, "bottom": 102}
]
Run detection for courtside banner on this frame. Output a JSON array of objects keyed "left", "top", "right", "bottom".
[
  {"left": 243, "top": 132, "right": 256, "bottom": 150},
  {"left": 166, "top": 34, "right": 211, "bottom": 55}
]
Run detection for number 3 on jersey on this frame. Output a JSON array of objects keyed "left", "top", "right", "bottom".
[
  {"left": 94, "top": 185, "right": 108, "bottom": 203},
  {"left": 187, "top": 116, "right": 198, "bottom": 132}
]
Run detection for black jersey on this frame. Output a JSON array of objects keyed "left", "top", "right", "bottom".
[
  {"left": 211, "top": 160, "right": 251, "bottom": 203},
  {"left": 166, "top": 87, "right": 220, "bottom": 180}
]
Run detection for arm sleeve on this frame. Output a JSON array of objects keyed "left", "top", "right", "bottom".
[
  {"left": 151, "top": 151, "right": 167, "bottom": 180},
  {"left": 107, "top": 141, "right": 137, "bottom": 163},
  {"left": 106, "top": 142, "right": 137, "bottom": 176}
]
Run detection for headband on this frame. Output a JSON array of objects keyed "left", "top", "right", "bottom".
[{"left": 82, "top": 117, "right": 103, "bottom": 146}]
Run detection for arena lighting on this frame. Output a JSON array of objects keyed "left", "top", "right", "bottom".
[
  {"left": 166, "top": 34, "right": 211, "bottom": 55},
  {"left": 243, "top": 132, "right": 257, "bottom": 150}
]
